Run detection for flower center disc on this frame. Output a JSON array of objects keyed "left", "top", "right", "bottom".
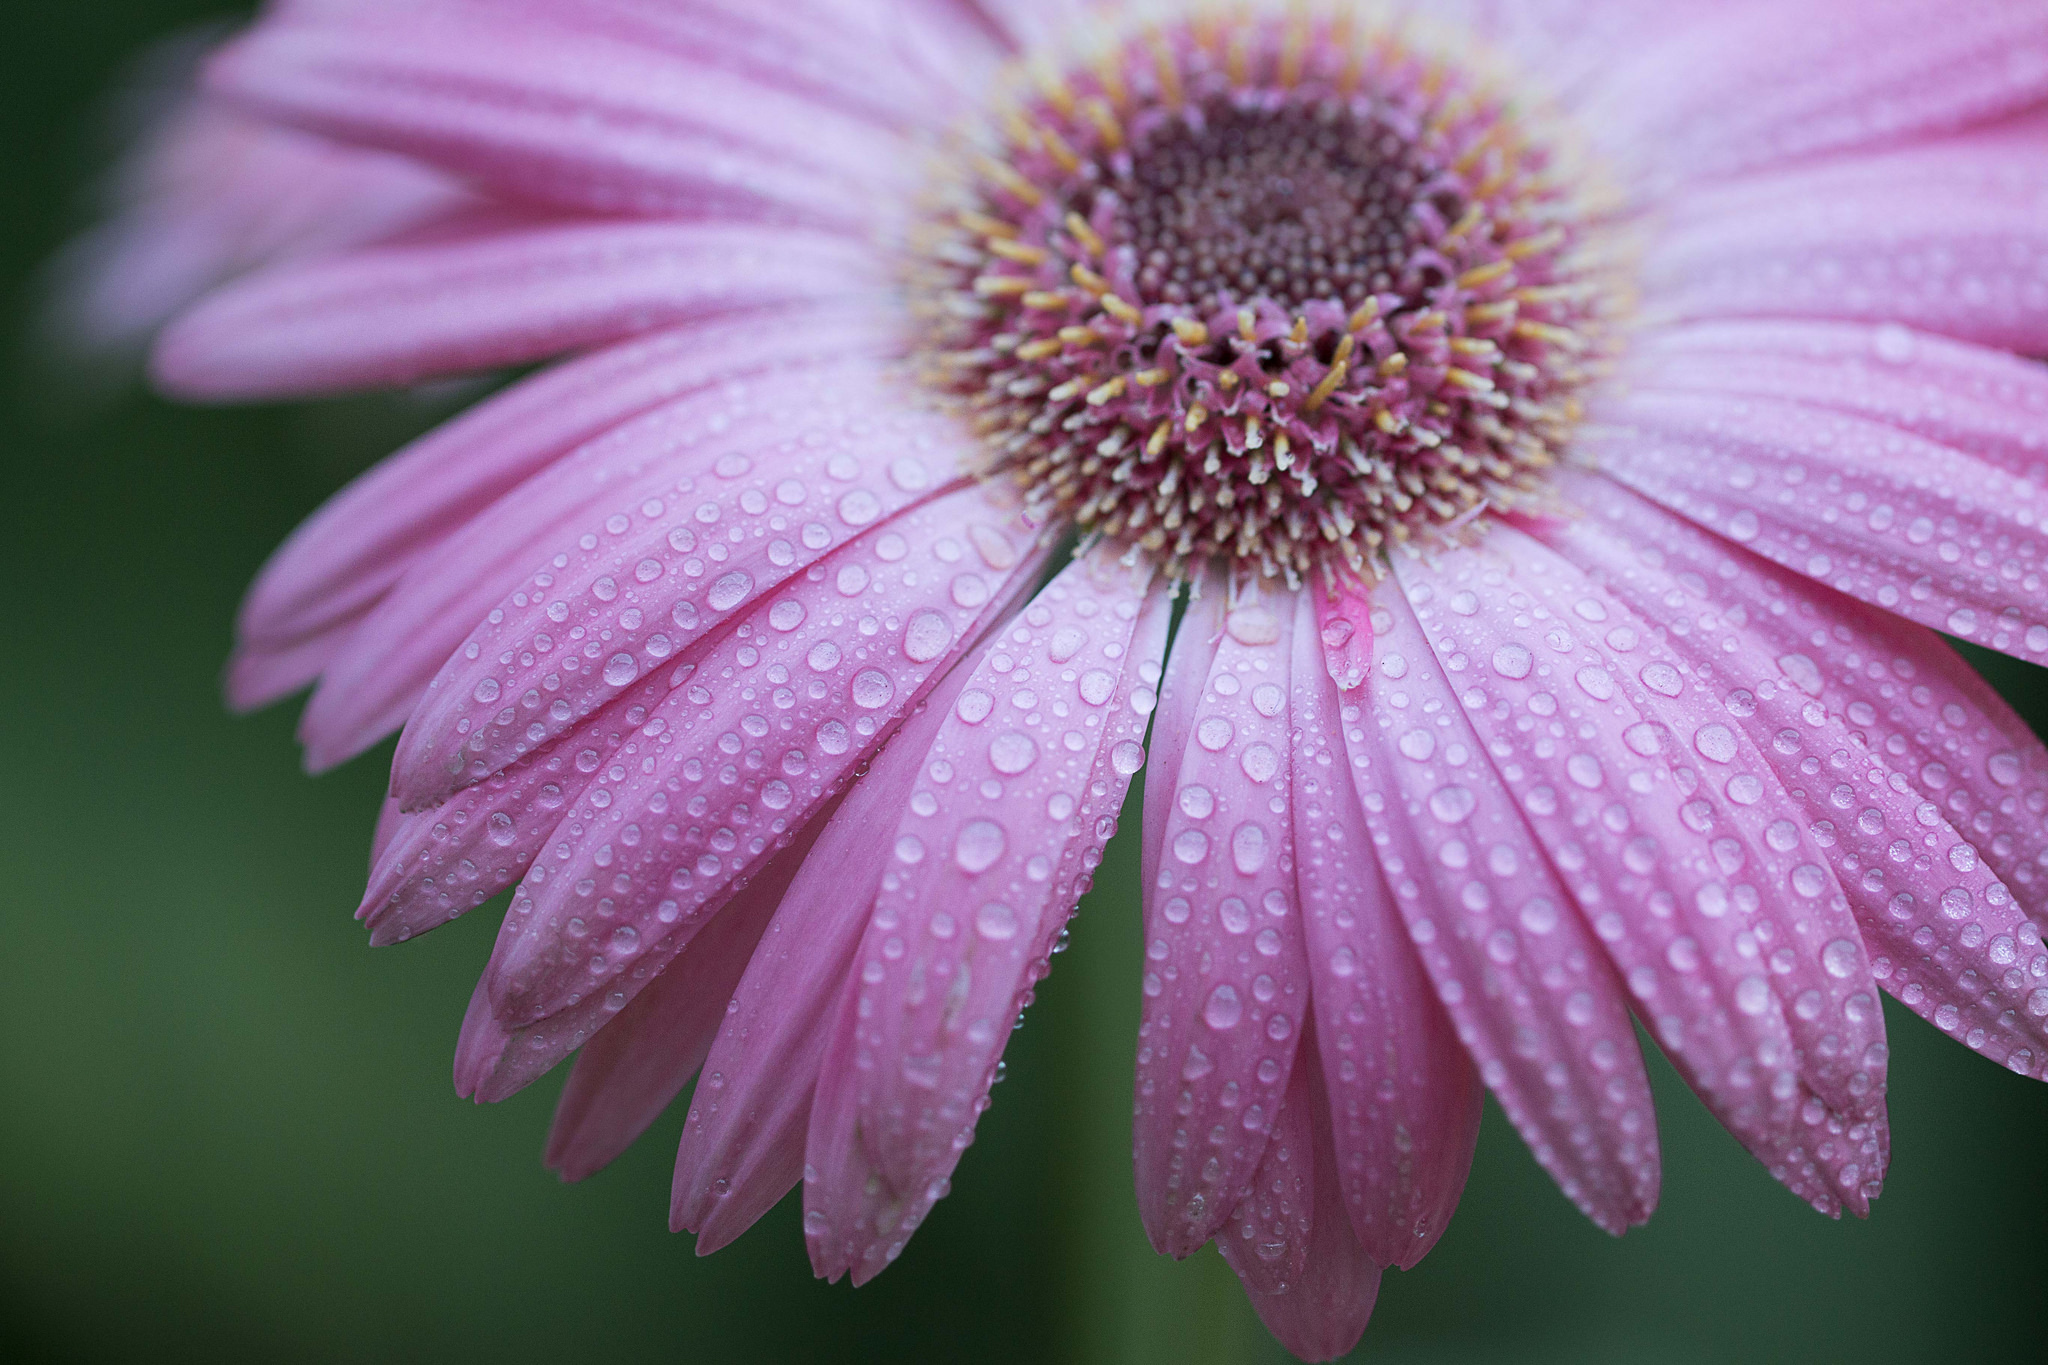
[{"left": 914, "top": 10, "right": 1607, "bottom": 584}]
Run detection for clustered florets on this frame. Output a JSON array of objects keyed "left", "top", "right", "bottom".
[{"left": 913, "top": 7, "right": 1611, "bottom": 585}]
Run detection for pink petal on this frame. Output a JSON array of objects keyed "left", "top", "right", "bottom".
[
  {"left": 544, "top": 813, "right": 823, "bottom": 1182},
  {"left": 1217, "top": 1032, "right": 1318, "bottom": 1296},
  {"left": 302, "top": 357, "right": 924, "bottom": 773},
  {"left": 232, "top": 305, "right": 892, "bottom": 710},
  {"left": 1640, "top": 122, "right": 2048, "bottom": 353},
  {"left": 1593, "top": 389, "right": 2048, "bottom": 666},
  {"left": 1399, "top": 531, "right": 1889, "bottom": 1217},
  {"left": 672, "top": 658, "right": 986, "bottom": 1253},
  {"left": 462, "top": 489, "right": 1050, "bottom": 1100},
  {"left": 153, "top": 218, "right": 881, "bottom": 399},
  {"left": 1581, "top": 0, "right": 2048, "bottom": 190},
  {"left": 1554, "top": 473, "right": 2048, "bottom": 1078},
  {"left": 1624, "top": 318, "right": 2048, "bottom": 483},
  {"left": 207, "top": 6, "right": 911, "bottom": 228},
  {"left": 55, "top": 92, "right": 466, "bottom": 357},
  {"left": 1348, "top": 579, "right": 1660, "bottom": 1234},
  {"left": 1291, "top": 586, "right": 1482, "bottom": 1268},
  {"left": 804, "top": 546, "right": 1173, "bottom": 1284},
  {"left": 1138, "top": 572, "right": 1224, "bottom": 934},
  {"left": 1134, "top": 587, "right": 1314, "bottom": 1258},
  {"left": 360, "top": 474, "right": 1028, "bottom": 947},
  {"left": 1221, "top": 1023, "right": 1383, "bottom": 1363},
  {"left": 387, "top": 387, "right": 981, "bottom": 809}
]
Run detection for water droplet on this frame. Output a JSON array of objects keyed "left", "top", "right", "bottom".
[
  {"left": 838, "top": 490, "right": 882, "bottom": 526},
  {"left": 904, "top": 611, "right": 953, "bottom": 662},
  {"left": 975, "top": 901, "right": 1018, "bottom": 940},
  {"left": 955, "top": 821, "right": 1006, "bottom": 873},
  {"left": 1231, "top": 822, "right": 1270, "bottom": 873},
  {"left": 1173, "top": 829, "right": 1210, "bottom": 864},
  {"left": 1822, "top": 939, "right": 1861, "bottom": 979},
  {"left": 708, "top": 571, "right": 754, "bottom": 612},
  {"left": 851, "top": 669, "right": 895, "bottom": 709},
  {"left": 1640, "top": 663, "right": 1684, "bottom": 697},
  {"left": 1111, "top": 740, "right": 1146, "bottom": 775},
  {"left": 1694, "top": 724, "right": 1738, "bottom": 764},
  {"left": 990, "top": 732, "right": 1038, "bottom": 774},
  {"left": 1428, "top": 785, "right": 1476, "bottom": 824},
  {"left": 1197, "top": 716, "right": 1235, "bottom": 751},
  {"left": 1491, "top": 644, "right": 1533, "bottom": 679},
  {"left": 1240, "top": 743, "right": 1279, "bottom": 784},
  {"left": 1203, "top": 985, "right": 1244, "bottom": 1030},
  {"left": 603, "top": 653, "right": 639, "bottom": 686},
  {"left": 1735, "top": 975, "right": 1772, "bottom": 1016}
]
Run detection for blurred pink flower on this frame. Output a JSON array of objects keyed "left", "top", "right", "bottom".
[{"left": 87, "top": 0, "right": 2048, "bottom": 1357}]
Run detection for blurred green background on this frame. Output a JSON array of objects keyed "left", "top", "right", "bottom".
[{"left": 4, "top": 5, "right": 2047, "bottom": 1362}]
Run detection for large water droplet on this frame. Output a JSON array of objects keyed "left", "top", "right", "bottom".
[
  {"left": 1203, "top": 985, "right": 1244, "bottom": 1030},
  {"left": 989, "top": 732, "right": 1038, "bottom": 774},
  {"left": 955, "top": 820, "right": 1007, "bottom": 873},
  {"left": 904, "top": 611, "right": 953, "bottom": 662}
]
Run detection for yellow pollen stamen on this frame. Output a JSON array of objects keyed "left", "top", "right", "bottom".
[
  {"left": 1064, "top": 212, "right": 1106, "bottom": 258},
  {"left": 1099, "top": 294, "right": 1143, "bottom": 325},
  {"left": 1457, "top": 260, "right": 1516, "bottom": 290},
  {"left": 974, "top": 275, "right": 1032, "bottom": 297},
  {"left": 1172, "top": 317, "right": 1210, "bottom": 347},
  {"left": 959, "top": 210, "right": 1017, "bottom": 239},
  {"left": 987, "top": 239, "right": 1047, "bottom": 266}
]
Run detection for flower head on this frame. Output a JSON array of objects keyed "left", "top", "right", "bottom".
[{"left": 87, "top": 0, "right": 2048, "bottom": 1358}]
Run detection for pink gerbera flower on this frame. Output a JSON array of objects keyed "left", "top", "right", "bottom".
[{"left": 90, "top": 0, "right": 2048, "bottom": 1356}]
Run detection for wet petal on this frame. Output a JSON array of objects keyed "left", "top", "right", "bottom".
[
  {"left": 1134, "top": 586, "right": 1313, "bottom": 1257},
  {"left": 1354, "top": 578, "right": 1660, "bottom": 1233},
  {"left": 1400, "top": 531, "right": 1889, "bottom": 1217},
  {"left": 1594, "top": 389, "right": 2048, "bottom": 668},
  {"left": 387, "top": 380, "right": 973, "bottom": 807},
  {"left": 154, "top": 218, "right": 880, "bottom": 399},
  {"left": 805, "top": 546, "right": 1173, "bottom": 1284},
  {"left": 1292, "top": 585, "right": 1482, "bottom": 1268}
]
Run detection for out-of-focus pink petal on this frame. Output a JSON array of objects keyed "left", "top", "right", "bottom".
[
  {"left": 298, "top": 357, "right": 891, "bottom": 770},
  {"left": 1292, "top": 587, "right": 1481, "bottom": 1268},
  {"left": 1554, "top": 474, "right": 2048, "bottom": 1078},
  {"left": 1640, "top": 123, "right": 2048, "bottom": 353},
  {"left": 463, "top": 490, "right": 1049, "bottom": 1100},
  {"left": 1134, "top": 588, "right": 1313, "bottom": 1258},
  {"left": 805, "top": 547, "right": 1173, "bottom": 1284},
  {"left": 388, "top": 379, "right": 970, "bottom": 809},
  {"left": 1222, "top": 1024, "right": 1383, "bottom": 1363},
  {"left": 1400, "top": 531, "right": 1889, "bottom": 1216},
  {"left": 1622, "top": 318, "right": 2048, "bottom": 485},
  {"left": 232, "top": 305, "right": 893, "bottom": 710},
  {"left": 672, "top": 659, "right": 985, "bottom": 1254},
  {"left": 1592, "top": 389, "right": 2048, "bottom": 666},
  {"left": 153, "top": 218, "right": 882, "bottom": 399},
  {"left": 1351, "top": 578, "right": 1659, "bottom": 1234},
  {"left": 56, "top": 93, "right": 467, "bottom": 357},
  {"left": 207, "top": 6, "right": 912, "bottom": 228},
  {"left": 545, "top": 814, "right": 822, "bottom": 1182},
  {"left": 1580, "top": 0, "right": 2048, "bottom": 191}
]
